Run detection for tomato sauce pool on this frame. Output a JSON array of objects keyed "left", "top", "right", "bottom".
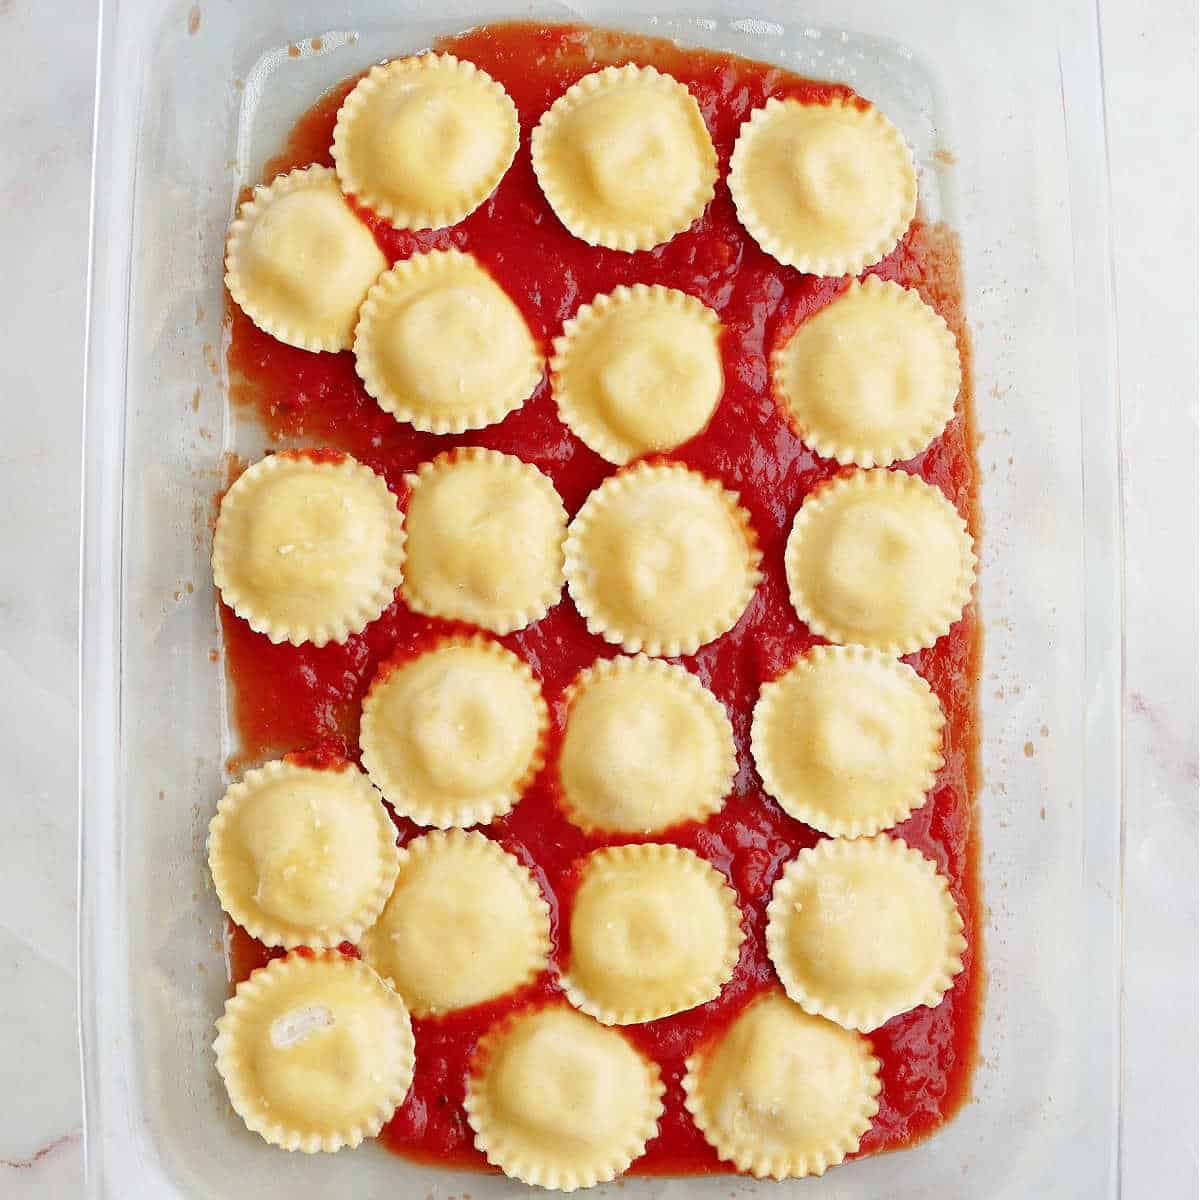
[{"left": 220, "top": 20, "right": 983, "bottom": 1177}]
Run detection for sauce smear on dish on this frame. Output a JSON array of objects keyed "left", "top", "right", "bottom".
[{"left": 222, "top": 20, "right": 982, "bottom": 1175}]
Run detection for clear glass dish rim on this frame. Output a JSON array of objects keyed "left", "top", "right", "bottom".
[{"left": 76, "top": 2, "right": 1127, "bottom": 1196}]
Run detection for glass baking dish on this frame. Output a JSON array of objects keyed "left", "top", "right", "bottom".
[{"left": 79, "top": 0, "right": 1124, "bottom": 1196}]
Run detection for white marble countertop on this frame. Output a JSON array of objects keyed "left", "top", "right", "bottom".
[{"left": 1, "top": 1, "right": 1195, "bottom": 1195}]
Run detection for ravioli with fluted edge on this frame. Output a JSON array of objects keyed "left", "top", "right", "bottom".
[
  {"left": 772, "top": 275, "right": 960, "bottom": 467},
  {"left": 683, "top": 988, "right": 881, "bottom": 1178},
  {"left": 751, "top": 644, "right": 945, "bottom": 837},
  {"left": 561, "top": 843, "right": 744, "bottom": 1024},
  {"left": 211, "top": 450, "right": 406, "bottom": 648},
  {"left": 766, "top": 835, "right": 967, "bottom": 1032},
  {"left": 214, "top": 952, "right": 415, "bottom": 1153},
  {"left": 464, "top": 1004, "right": 665, "bottom": 1189},
  {"left": 225, "top": 164, "right": 387, "bottom": 351},
  {"left": 207, "top": 758, "right": 399, "bottom": 949},
  {"left": 401, "top": 447, "right": 567, "bottom": 634},
  {"left": 353, "top": 248, "right": 542, "bottom": 433},
  {"left": 557, "top": 655, "right": 735, "bottom": 834},
  {"left": 729, "top": 96, "right": 916, "bottom": 275},
  {"left": 532, "top": 64, "right": 717, "bottom": 250},
  {"left": 359, "top": 635, "right": 548, "bottom": 828},
  {"left": 359, "top": 829, "right": 550, "bottom": 1016},
  {"left": 332, "top": 53, "right": 518, "bottom": 231},
  {"left": 564, "top": 462, "right": 762, "bottom": 657},
  {"left": 551, "top": 283, "right": 724, "bottom": 464},
  {"left": 785, "top": 468, "right": 976, "bottom": 655}
]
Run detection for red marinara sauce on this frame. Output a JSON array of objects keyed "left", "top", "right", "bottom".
[{"left": 221, "top": 20, "right": 983, "bottom": 1177}]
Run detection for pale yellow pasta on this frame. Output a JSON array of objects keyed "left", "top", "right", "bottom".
[
  {"left": 772, "top": 275, "right": 960, "bottom": 466},
  {"left": 211, "top": 451, "right": 406, "bottom": 648},
  {"left": 402, "top": 448, "right": 566, "bottom": 634},
  {"left": 751, "top": 644, "right": 945, "bottom": 837},
  {"left": 359, "top": 636, "right": 547, "bottom": 828},
  {"left": 207, "top": 759, "right": 400, "bottom": 949},
  {"left": 353, "top": 249, "right": 542, "bottom": 433},
  {"left": 729, "top": 96, "right": 916, "bottom": 275},
  {"left": 332, "top": 53, "right": 518, "bottom": 230},
  {"left": 532, "top": 64, "right": 717, "bottom": 250},
  {"left": 213, "top": 952, "right": 415, "bottom": 1153},
  {"left": 464, "top": 1004, "right": 664, "bottom": 1189},
  {"left": 784, "top": 468, "right": 975, "bottom": 655},
  {"left": 359, "top": 830, "right": 550, "bottom": 1017},
  {"left": 557, "top": 655, "right": 735, "bottom": 834},
  {"left": 224, "top": 165, "right": 387, "bottom": 351},
  {"left": 564, "top": 463, "right": 762, "bottom": 656},
  {"left": 766, "top": 835, "right": 967, "bottom": 1031},
  {"left": 683, "top": 988, "right": 880, "bottom": 1178},
  {"left": 561, "top": 843, "right": 744, "bottom": 1025},
  {"left": 551, "top": 284, "right": 723, "bottom": 464}
]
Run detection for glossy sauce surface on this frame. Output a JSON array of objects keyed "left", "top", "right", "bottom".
[{"left": 222, "top": 21, "right": 982, "bottom": 1176}]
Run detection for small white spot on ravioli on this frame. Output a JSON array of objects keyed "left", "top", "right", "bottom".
[
  {"left": 564, "top": 462, "right": 762, "bottom": 657},
  {"left": 332, "top": 53, "right": 519, "bottom": 230},
  {"left": 773, "top": 275, "right": 960, "bottom": 466},
  {"left": 562, "top": 843, "right": 744, "bottom": 1024},
  {"left": 353, "top": 249, "right": 543, "bottom": 434},
  {"left": 213, "top": 952, "right": 415, "bottom": 1153},
  {"left": 359, "top": 636, "right": 548, "bottom": 828},
  {"left": 683, "top": 988, "right": 880, "bottom": 1179},
  {"left": 211, "top": 451, "right": 406, "bottom": 647},
  {"left": 729, "top": 96, "right": 917, "bottom": 275},
  {"left": 558, "top": 655, "right": 735, "bottom": 833},
  {"left": 464, "top": 1004, "right": 664, "bottom": 1190},
  {"left": 207, "top": 758, "right": 401, "bottom": 948},
  {"left": 765, "top": 835, "right": 967, "bottom": 1031},
  {"left": 225, "top": 165, "right": 387, "bottom": 351},
  {"left": 402, "top": 448, "right": 567, "bottom": 634},
  {"left": 270, "top": 1004, "right": 335, "bottom": 1050},
  {"left": 531, "top": 64, "right": 717, "bottom": 251},
  {"left": 751, "top": 645, "right": 944, "bottom": 837},
  {"left": 551, "top": 284, "right": 724, "bottom": 464},
  {"left": 359, "top": 829, "right": 550, "bottom": 1017},
  {"left": 784, "top": 468, "right": 976, "bottom": 655}
]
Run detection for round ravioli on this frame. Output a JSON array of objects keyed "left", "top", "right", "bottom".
[
  {"left": 224, "top": 165, "right": 387, "bottom": 352},
  {"left": 682, "top": 988, "right": 880, "bottom": 1179},
  {"left": 551, "top": 284, "right": 724, "bottom": 464},
  {"left": 558, "top": 655, "right": 735, "bottom": 834},
  {"left": 213, "top": 951, "right": 415, "bottom": 1153},
  {"left": 465, "top": 1003, "right": 664, "bottom": 1189},
  {"left": 751, "top": 645, "right": 945, "bottom": 837},
  {"left": 332, "top": 53, "right": 519, "bottom": 230},
  {"left": 729, "top": 96, "right": 917, "bottom": 275},
  {"left": 562, "top": 844, "right": 743, "bottom": 1025},
  {"left": 564, "top": 463, "right": 762, "bottom": 656},
  {"left": 402, "top": 448, "right": 567, "bottom": 634},
  {"left": 212, "top": 451, "right": 406, "bottom": 647},
  {"left": 773, "top": 276, "right": 960, "bottom": 466},
  {"left": 359, "top": 830, "right": 550, "bottom": 1017},
  {"left": 785, "top": 468, "right": 976, "bottom": 655},
  {"left": 208, "top": 759, "right": 400, "bottom": 949},
  {"left": 359, "top": 636, "right": 548, "bottom": 828},
  {"left": 766, "top": 835, "right": 967, "bottom": 1031},
  {"left": 353, "top": 249, "right": 542, "bottom": 433},
  {"left": 531, "top": 64, "right": 717, "bottom": 251}
]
